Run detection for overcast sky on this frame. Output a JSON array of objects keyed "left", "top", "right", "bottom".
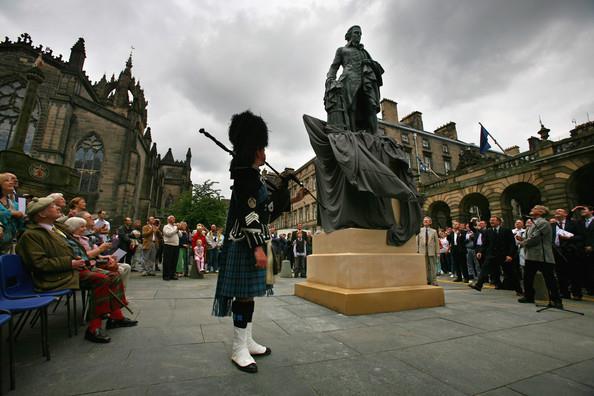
[{"left": 2, "top": 0, "right": 593, "bottom": 197}]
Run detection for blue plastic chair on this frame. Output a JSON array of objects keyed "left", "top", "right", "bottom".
[
  {"left": 0, "top": 254, "right": 77, "bottom": 337},
  {"left": 0, "top": 309, "right": 15, "bottom": 391},
  {"left": 0, "top": 294, "right": 53, "bottom": 361}
]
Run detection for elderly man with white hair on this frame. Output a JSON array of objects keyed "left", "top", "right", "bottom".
[{"left": 416, "top": 216, "right": 440, "bottom": 286}]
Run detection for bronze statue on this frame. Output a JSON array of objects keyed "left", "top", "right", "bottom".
[
  {"left": 325, "top": 25, "right": 384, "bottom": 134},
  {"left": 303, "top": 25, "right": 421, "bottom": 245}
]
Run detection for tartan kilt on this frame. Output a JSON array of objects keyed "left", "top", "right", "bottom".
[
  {"left": 79, "top": 268, "right": 127, "bottom": 320},
  {"left": 212, "top": 239, "right": 268, "bottom": 317}
]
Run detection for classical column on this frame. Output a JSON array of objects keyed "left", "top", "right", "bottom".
[{"left": 10, "top": 67, "right": 45, "bottom": 152}]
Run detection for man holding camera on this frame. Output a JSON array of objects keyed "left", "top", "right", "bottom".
[{"left": 162, "top": 215, "right": 180, "bottom": 281}]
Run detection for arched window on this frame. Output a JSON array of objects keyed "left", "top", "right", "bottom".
[
  {"left": 0, "top": 80, "right": 40, "bottom": 154},
  {"left": 74, "top": 134, "right": 103, "bottom": 193}
]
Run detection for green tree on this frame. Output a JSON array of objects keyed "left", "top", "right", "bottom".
[{"left": 170, "top": 180, "right": 228, "bottom": 229}]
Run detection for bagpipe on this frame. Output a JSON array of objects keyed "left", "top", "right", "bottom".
[{"left": 197, "top": 128, "right": 323, "bottom": 209}]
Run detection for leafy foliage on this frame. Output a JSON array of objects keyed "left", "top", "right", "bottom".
[{"left": 169, "top": 180, "right": 228, "bottom": 229}]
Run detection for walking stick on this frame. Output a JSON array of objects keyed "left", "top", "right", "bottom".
[{"left": 108, "top": 289, "right": 134, "bottom": 315}]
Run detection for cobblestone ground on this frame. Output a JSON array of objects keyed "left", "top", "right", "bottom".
[{"left": 5, "top": 272, "right": 594, "bottom": 395}]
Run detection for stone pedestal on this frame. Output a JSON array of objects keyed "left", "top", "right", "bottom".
[{"left": 295, "top": 228, "right": 445, "bottom": 315}]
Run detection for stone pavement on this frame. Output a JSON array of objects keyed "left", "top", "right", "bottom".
[{"left": 6, "top": 273, "right": 594, "bottom": 396}]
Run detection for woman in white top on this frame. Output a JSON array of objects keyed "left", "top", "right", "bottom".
[{"left": 438, "top": 230, "right": 451, "bottom": 275}]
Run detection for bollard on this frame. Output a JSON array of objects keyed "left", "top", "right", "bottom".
[{"left": 280, "top": 259, "right": 293, "bottom": 278}]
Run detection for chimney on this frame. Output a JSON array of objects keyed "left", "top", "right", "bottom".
[
  {"left": 400, "top": 111, "right": 423, "bottom": 131},
  {"left": 380, "top": 98, "right": 398, "bottom": 123},
  {"left": 504, "top": 145, "right": 520, "bottom": 156},
  {"left": 434, "top": 122, "right": 458, "bottom": 140}
]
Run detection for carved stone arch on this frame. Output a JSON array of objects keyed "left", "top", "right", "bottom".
[
  {"left": 567, "top": 161, "right": 594, "bottom": 208},
  {"left": 500, "top": 182, "right": 542, "bottom": 227},
  {"left": 428, "top": 200, "right": 452, "bottom": 229},
  {"left": 459, "top": 192, "right": 491, "bottom": 223}
]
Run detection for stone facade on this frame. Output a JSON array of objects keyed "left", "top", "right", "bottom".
[
  {"left": 274, "top": 98, "right": 594, "bottom": 232},
  {"left": 0, "top": 33, "right": 191, "bottom": 223},
  {"left": 422, "top": 122, "right": 594, "bottom": 228}
]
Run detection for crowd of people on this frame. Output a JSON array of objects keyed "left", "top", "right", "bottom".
[
  {"left": 419, "top": 205, "right": 594, "bottom": 307},
  {"left": 0, "top": 171, "right": 237, "bottom": 344},
  {"left": 269, "top": 223, "right": 313, "bottom": 278}
]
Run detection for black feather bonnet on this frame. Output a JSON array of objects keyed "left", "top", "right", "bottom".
[{"left": 228, "top": 110, "right": 268, "bottom": 169}]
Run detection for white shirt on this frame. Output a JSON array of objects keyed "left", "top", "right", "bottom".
[{"left": 162, "top": 223, "right": 179, "bottom": 246}]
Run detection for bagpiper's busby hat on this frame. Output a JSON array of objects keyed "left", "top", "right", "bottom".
[{"left": 228, "top": 110, "right": 268, "bottom": 161}]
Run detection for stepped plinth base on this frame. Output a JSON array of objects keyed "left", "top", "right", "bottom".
[
  {"left": 295, "top": 282, "right": 444, "bottom": 315},
  {"left": 294, "top": 228, "right": 445, "bottom": 315}
]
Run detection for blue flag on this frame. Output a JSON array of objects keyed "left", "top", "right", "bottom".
[
  {"left": 416, "top": 155, "right": 428, "bottom": 173},
  {"left": 479, "top": 124, "right": 492, "bottom": 154}
]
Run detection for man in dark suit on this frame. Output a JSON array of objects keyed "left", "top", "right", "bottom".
[
  {"left": 469, "top": 216, "right": 517, "bottom": 292},
  {"left": 576, "top": 205, "right": 594, "bottom": 295},
  {"left": 447, "top": 220, "right": 468, "bottom": 282},
  {"left": 551, "top": 208, "right": 585, "bottom": 300}
]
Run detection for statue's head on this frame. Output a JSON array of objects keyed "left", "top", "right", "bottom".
[{"left": 345, "top": 25, "right": 362, "bottom": 43}]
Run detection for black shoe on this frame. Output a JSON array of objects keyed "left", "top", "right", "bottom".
[
  {"left": 468, "top": 283, "right": 482, "bottom": 292},
  {"left": 547, "top": 301, "right": 564, "bottom": 309},
  {"left": 453, "top": 278, "right": 462, "bottom": 282},
  {"left": 517, "top": 297, "right": 535, "bottom": 304},
  {"left": 163, "top": 277, "right": 170, "bottom": 281},
  {"left": 171, "top": 276, "right": 179, "bottom": 280},
  {"left": 251, "top": 347, "right": 272, "bottom": 357},
  {"left": 232, "top": 360, "right": 258, "bottom": 373},
  {"left": 463, "top": 279, "right": 469, "bottom": 283},
  {"left": 106, "top": 317, "right": 138, "bottom": 329},
  {"left": 494, "top": 284, "right": 503, "bottom": 290},
  {"left": 85, "top": 328, "right": 111, "bottom": 343},
  {"left": 560, "top": 293, "right": 571, "bottom": 299}
]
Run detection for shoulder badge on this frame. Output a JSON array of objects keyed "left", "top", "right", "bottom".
[{"left": 247, "top": 197, "right": 257, "bottom": 208}]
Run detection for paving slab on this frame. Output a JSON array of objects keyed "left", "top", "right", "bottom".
[
  {"left": 508, "top": 372, "right": 594, "bottom": 396},
  {"left": 390, "top": 334, "right": 567, "bottom": 394},
  {"left": 552, "top": 358, "right": 594, "bottom": 388},
  {"left": 483, "top": 322, "right": 594, "bottom": 363},
  {"left": 5, "top": 271, "right": 594, "bottom": 396},
  {"left": 292, "top": 352, "right": 465, "bottom": 396}
]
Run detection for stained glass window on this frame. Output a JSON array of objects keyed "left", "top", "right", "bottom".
[
  {"left": 0, "top": 80, "right": 39, "bottom": 153},
  {"left": 74, "top": 134, "right": 103, "bottom": 193}
]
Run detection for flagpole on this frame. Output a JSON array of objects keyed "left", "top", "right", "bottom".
[
  {"left": 413, "top": 133, "right": 421, "bottom": 177},
  {"left": 479, "top": 122, "right": 508, "bottom": 155}
]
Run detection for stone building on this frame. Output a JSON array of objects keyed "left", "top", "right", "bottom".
[
  {"left": 0, "top": 33, "right": 191, "bottom": 223},
  {"left": 422, "top": 121, "right": 594, "bottom": 228},
  {"left": 274, "top": 98, "right": 593, "bottom": 231}
]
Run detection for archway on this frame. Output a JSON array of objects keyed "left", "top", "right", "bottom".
[
  {"left": 428, "top": 201, "right": 451, "bottom": 229},
  {"left": 567, "top": 162, "right": 594, "bottom": 208},
  {"left": 459, "top": 193, "right": 490, "bottom": 223},
  {"left": 501, "top": 182, "right": 542, "bottom": 226}
]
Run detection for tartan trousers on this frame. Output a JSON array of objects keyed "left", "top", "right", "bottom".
[{"left": 79, "top": 268, "right": 127, "bottom": 320}]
